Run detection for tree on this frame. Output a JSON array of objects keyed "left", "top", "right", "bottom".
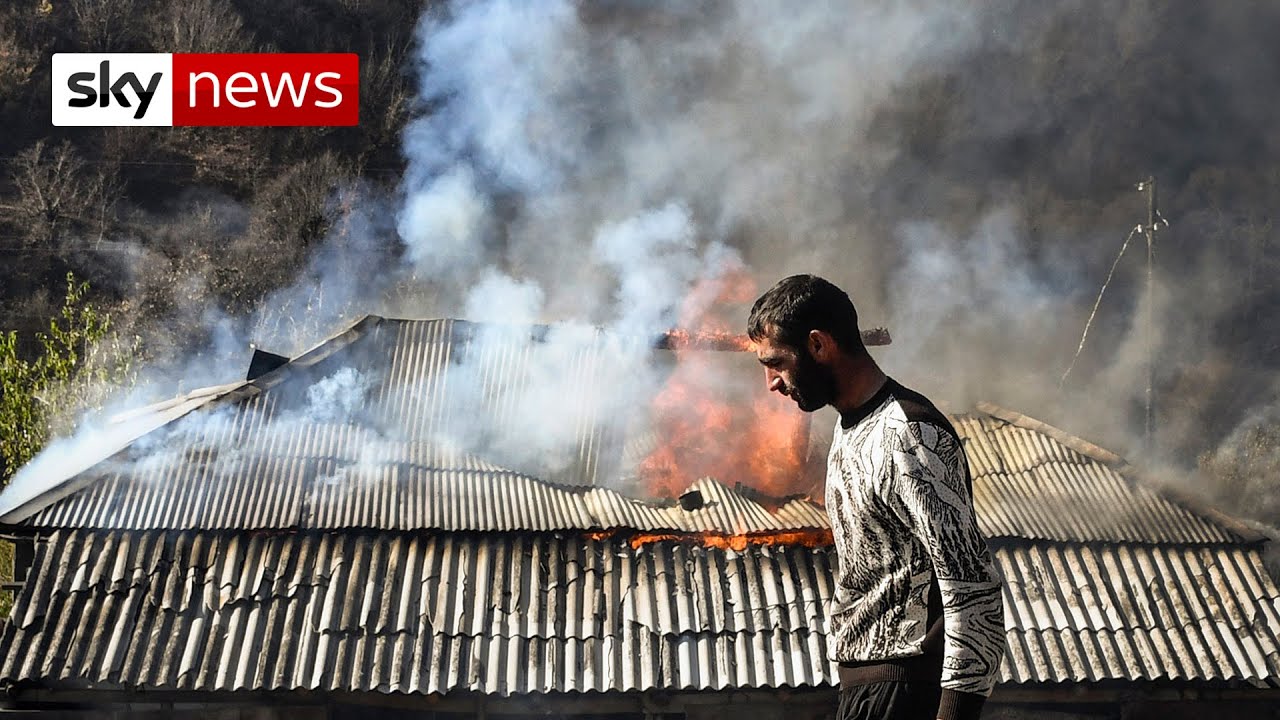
[
  {"left": 2, "top": 140, "right": 123, "bottom": 247},
  {"left": 0, "top": 273, "right": 137, "bottom": 486},
  {"left": 0, "top": 17, "right": 38, "bottom": 104},
  {"left": 0, "top": 274, "right": 135, "bottom": 619},
  {"left": 212, "top": 151, "right": 352, "bottom": 312},
  {"left": 68, "top": 0, "right": 143, "bottom": 52},
  {"left": 145, "top": 0, "right": 252, "bottom": 54}
]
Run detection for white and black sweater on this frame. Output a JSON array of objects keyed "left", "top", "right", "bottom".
[{"left": 826, "top": 379, "right": 1005, "bottom": 716}]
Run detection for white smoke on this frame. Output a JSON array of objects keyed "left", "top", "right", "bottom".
[
  {"left": 463, "top": 270, "right": 545, "bottom": 324},
  {"left": 884, "top": 208, "right": 1069, "bottom": 398},
  {"left": 382, "top": 0, "right": 999, "bottom": 477},
  {"left": 0, "top": 413, "right": 170, "bottom": 519},
  {"left": 6, "top": 0, "right": 1249, "bottom": 512},
  {"left": 304, "top": 367, "right": 374, "bottom": 423},
  {"left": 593, "top": 203, "right": 702, "bottom": 336},
  {"left": 398, "top": 167, "right": 492, "bottom": 278}
]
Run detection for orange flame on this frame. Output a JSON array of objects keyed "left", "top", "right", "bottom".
[
  {"left": 658, "top": 329, "right": 753, "bottom": 351},
  {"left": 586, "top": 529, "right": 834, "bottom": 550},
  {"left": 626, "top": 529, "right": 832, "bottom": 551},
  {"left": 638, "top": 267, "right": 815, "bottom": 499}
]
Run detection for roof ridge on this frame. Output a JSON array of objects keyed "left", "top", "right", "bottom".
[
  {"left": 106, "top": 381, "right": 249, "bottom": 425},
  {"left": 974, "top": 400, "right": 1129, "bottom": 470}
]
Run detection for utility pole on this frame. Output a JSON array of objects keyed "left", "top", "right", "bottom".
[
  {"left": 1137, "top": 176, "right": 1162, "bottom": 458},
  {"left": 1060, "top": 178, "right": 1168, "bottom": 453}
]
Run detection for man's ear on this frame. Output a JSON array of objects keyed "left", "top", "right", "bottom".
[{"left": 807, "top": 329, "right": 837, "bottom": 362}]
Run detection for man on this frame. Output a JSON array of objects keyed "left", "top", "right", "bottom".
[{"left": 747, "top": 275, "right": 1005, "bottom": 720}]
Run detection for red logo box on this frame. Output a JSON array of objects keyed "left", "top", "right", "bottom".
[{"left": 172, "top": 53, "right": 358, "bottom": 127}]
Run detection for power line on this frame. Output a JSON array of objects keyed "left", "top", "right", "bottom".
[
  {"left": 1058, "top": 178, "right": 1170, "bottom": 457},
  {"left": 1059, "top": 225, "right": 1141, "bottom": 389},
  {"left": 0, "top": 156, "right": 406, "bottom": 174}
]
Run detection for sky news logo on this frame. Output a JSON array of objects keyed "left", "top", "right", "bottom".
[{"left": 52, "top": 53, "right": 359, "bottom": 127}]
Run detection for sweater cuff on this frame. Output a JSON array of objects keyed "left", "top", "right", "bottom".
[{"left": 936, "top": 689, "right": 986, "bottom": 720}]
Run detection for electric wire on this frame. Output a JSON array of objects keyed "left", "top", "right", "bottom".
[{"left": 1059, "top": 224, "right": 1142, "bottom": 389}]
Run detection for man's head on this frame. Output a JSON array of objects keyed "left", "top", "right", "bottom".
[{"left": 747, "top": 274, "right": 865, "bottom": 412}]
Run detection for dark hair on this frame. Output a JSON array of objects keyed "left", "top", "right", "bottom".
[{"left": 747, "top": 274, "right": 864, "bottom": 352}]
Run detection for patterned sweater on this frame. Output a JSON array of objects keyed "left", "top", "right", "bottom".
[{"left": 826, "top": 378, "right": 1005, "bottom": 714}]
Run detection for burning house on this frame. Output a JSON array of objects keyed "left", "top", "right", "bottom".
[{"left": 0, "top": 316, "right": 1278, "bottom": 719}]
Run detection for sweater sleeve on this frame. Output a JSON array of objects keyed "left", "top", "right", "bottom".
[{"left": 889, "top": 420, "right": 1006, "bottom": 703}]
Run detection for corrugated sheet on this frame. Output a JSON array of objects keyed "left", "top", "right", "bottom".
[
  {"left": 957, "top": 414, "right": 1240, "bottom": 543},
  {"left": 0, "top": 530, "right": 837, "bottom": 695},
  {"left": 3, "top": 317, "right": 1245, "bottom": 546},
  {"left": 5, "top": 318, "right": 638, "bottom": 526},
  {"left": 371, "top": 320, "right": 634, "bottom": 490},
  {"left": 22, "top": 411, "right": 1244, "bottom": 544},
  {"left": 996, "top": 543, "right": 1280, "bottom": 684},
  {"left": 12, "top": 318, "right": 827, "bottom": 533},
  {"left": 29, "top": 465, "right": 822, "bottom": 535},
  {"left": 3, "top": 531, "right": 1278, "bottom": 695}
]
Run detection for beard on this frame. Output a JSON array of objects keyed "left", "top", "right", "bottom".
[{"left": 789, "top": 349, "right": 838, "bottom": 412}]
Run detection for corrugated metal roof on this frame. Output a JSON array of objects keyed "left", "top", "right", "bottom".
[
  {"left": 997, "top": 543, "right": 1280, "bottom": 684},
  {"left": 3, "top": 530, "right": 1278, "bottom": 696},
  {"left": 958, "top": 412, "right": 1244, "bottom": 544},
  {"left": 14, "top": 411, "right": 1246, "bottom": 545},
  {"left": 0, "top": 316, "right": 1248, "bottom": 546},
  {"left": 25, "top": 464, "right": 823, "bottom": 535},
  {"left": 0, "top": 530, "right": 838, "bottom": 695},
  {"left": 1, "top": 317, "right": 639, "bottom": 525}
]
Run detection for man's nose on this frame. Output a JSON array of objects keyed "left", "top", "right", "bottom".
[{"left": 765, "top": 369, "right": 784, "bottom": 394}]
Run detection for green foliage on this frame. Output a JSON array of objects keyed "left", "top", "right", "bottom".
[
  {"left": 0, "top": 539, "right": 11, "bottom": 619},
  {"left": 0, "top": 273, "right": 137, "bottom": 487}
]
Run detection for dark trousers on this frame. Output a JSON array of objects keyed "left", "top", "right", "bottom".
[{"left": 835, "top": 679, "right": 942, "bottom": 720}]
